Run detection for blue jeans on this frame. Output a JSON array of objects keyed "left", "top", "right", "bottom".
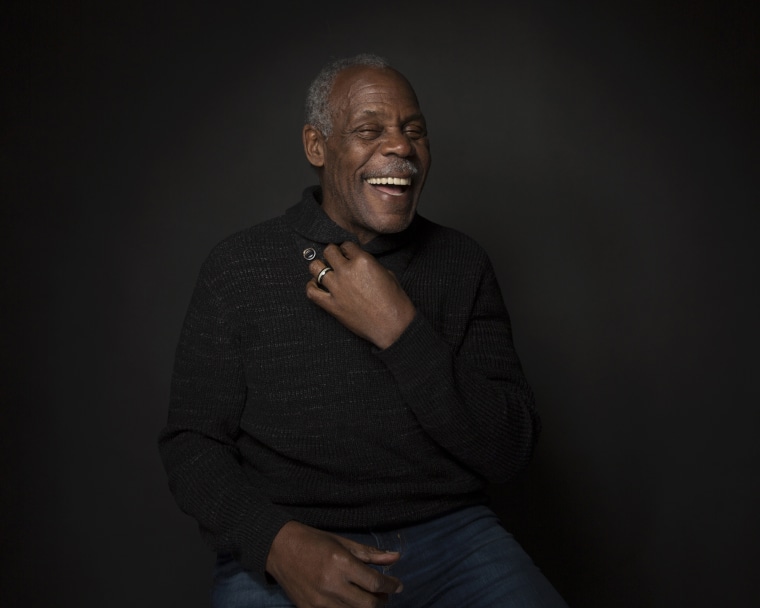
[{"left": 212, "top": 505, "right": 568, "bottom": 607}]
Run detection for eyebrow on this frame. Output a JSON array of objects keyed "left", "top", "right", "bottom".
[{"left": 351, "top": 109, "right": 426, "bottom": 123}]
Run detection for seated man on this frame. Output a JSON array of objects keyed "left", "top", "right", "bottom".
[{"left": 159, "top": 53, "right": 568, "bottom": 608}]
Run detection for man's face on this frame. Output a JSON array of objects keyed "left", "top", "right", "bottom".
[{"left": 309, "top": 66, "right": 431, "bottom": 244}]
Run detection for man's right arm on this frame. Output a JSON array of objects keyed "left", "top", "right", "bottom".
[
  {"left": 158, "top": 263, "right": 293, "bottom": 575},
  {"left": 158, "top": 256, "right": 404, "bottom": 606}
]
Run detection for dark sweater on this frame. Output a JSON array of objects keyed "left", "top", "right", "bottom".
[{"left": 158, "top": 186, "right": 540, "bottom": 575}]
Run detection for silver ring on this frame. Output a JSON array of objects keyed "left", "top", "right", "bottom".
[{"left": 316, "top": 266, "right": 333, "bottom": 286}]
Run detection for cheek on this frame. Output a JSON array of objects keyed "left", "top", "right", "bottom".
[{"left": 419, "top": 142, "right": 431, "bottom": 161}]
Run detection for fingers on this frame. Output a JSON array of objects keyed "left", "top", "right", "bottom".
[
  {"left": 338, "top": 542, "right": 403, "bottom": 596},
  {"left": 315, "top": 265, "right": 334, "bottom": 290},
  {"left": 335, "top": 240, "right": 361, "bottom": 259},
  {"left": 304, "top": 241, "right": 415, "bottom": 348},
  {"left": 323, "top": 242, "right": 362, "bottom": 271},
  {"left": 309, "top": 242, "right": 368, "bottom": 275},
  {"left": 308, "top": 242, "right": 358, "bottom": 293},
  {"left": 336, "top": 538, "right": 404, "bottom": 597},
  {"left": 308, "top": 257, "right": 335, "bottom": 293},
  {"left": 308, "top": 258, "right": 332, "bottom": 279},
  {"left": 340, "top": 537, "right": 401, "bottom": 566},
  {"left": 267, "top": 521, "right": 403, "bottom": 607},
  {"left": 352, "top": 567, "right": 404, "bottom": 597},
  {"left": 325, "top": 240, "right": 372, "bottom": 265}
]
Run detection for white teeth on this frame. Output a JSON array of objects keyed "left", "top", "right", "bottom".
[{"left": 366, "top": 177, "right": 411, "bottom": 186}]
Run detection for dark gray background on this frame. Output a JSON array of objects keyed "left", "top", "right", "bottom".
[{"left": 3, "top": 1, "right": 759, "bottom": 606}]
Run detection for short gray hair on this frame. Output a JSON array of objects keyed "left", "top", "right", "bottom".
[{"left": 304, "top": 53, "right": 391, "bottom": 137}]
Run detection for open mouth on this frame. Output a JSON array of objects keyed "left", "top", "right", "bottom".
[{"left": 365, "top": 176, "right": 412, "bottom": 196}]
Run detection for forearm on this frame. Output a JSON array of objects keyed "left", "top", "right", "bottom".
[
  {"left": 375, "top": 308, "right": 539, "bottom": 483},
  {"left": 159, "top": 266, "right": 294, "bottom": 574},
  {"left": 159, "top": 416, "right": 294, "bottom": 574}
]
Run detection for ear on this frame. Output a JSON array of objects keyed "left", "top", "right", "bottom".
[{"left": 303, "top": 125, "right": 326, "bottom": 168}]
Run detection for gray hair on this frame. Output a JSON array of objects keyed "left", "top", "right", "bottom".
[{"left": 304, "top": 53, "right": 391, "bottom": 137}]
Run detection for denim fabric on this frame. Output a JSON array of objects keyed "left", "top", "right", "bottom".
[{"left": 211, "top": 505, "right": 568, "bottom": 607}]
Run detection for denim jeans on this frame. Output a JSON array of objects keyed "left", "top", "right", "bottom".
[{"left": 211, "top": 505, "right": 568, "bottom": 607}]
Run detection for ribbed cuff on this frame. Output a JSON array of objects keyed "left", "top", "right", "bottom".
[
  {"left": 374, "top": 313, "right": 454, "bottom": 419},
  {"left": 235, "top": 506, "right": 295, "bottom": 576}
]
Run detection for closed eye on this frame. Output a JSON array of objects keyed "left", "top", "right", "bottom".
[
  {"left": 404, "top": 126, "right": 427, "bottom": 140},
  {"left": 353, "top": 123, "right": 383, "bottom": 139},
  {"left": 357, "top": 130, "right": 382, "bottom": 139}
]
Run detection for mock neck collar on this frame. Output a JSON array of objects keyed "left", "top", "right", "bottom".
[{"left": 286, "top": 185, "right": 419, "bottom": 256}]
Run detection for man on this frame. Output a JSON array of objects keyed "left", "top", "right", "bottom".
[{"left": 159, "top": 53, "right": 567, "bottom": 607}]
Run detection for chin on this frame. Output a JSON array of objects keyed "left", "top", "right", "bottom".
[
  {"left": 370, "top": 201, "right": 418, "bottom": 232},
  {"left": 372, "top": 214, "right": 415, "bottom": 235}
]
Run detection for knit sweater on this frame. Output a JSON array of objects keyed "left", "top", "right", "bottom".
[{"left": 158, "top": 186, "right": 540, "bottom": 575}]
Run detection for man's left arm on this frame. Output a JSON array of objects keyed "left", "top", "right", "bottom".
[{"left": 306, "top": 241, "right": 539, "bottom": 483}]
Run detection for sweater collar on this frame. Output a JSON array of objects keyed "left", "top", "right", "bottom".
[{"left": 286, "top": 185, "right": 419, "bottom": 256}]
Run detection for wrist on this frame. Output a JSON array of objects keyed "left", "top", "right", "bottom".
[
  {"left": 376, "top": 304, "right": 416, "bottom": 350},
  {"left": 266, "top": 520, "right": 299, "bottom": 578}
]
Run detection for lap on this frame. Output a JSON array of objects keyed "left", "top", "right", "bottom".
[
  {"left": 211, "top": 553, "right": 293, "bottom": 608},
  {"left": 211, "top": 505, "right": 567, "bottom": 608}
]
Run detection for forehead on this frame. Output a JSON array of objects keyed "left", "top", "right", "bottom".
[{"left": 329, "top": 66, "right": 422, "bottom": 122}]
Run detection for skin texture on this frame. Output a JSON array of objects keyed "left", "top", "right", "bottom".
[
  {"left": 302, "top": 65, "right": 431, "bottom": 244},
  {"left": 307, "top": 242, "right": 416, "bottom": 350},
  {"left": 266, "top": 65, "right": 429, "bottom": 607},
  {"left": 266, "top": 521, "right": 403, "bottom": 607}
]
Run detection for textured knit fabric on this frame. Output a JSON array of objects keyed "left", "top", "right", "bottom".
[{"left": 158, "top": 186, "right": 540, "bottom": 576}]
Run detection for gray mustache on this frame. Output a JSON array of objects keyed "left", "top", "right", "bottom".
[{"left": 366, "top": 158, "right": 419, "bottom": 178}]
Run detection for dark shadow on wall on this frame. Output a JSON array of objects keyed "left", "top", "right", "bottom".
[{"left": 2, "top": 1, "right": 759, "bottom": 607}]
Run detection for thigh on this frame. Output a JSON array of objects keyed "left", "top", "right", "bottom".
[
  {"left": 393, "top": 506, "right": 568, "bottom": 608},
  {"left": 211, "top": 553, "right": 295, "bottom": 608}
]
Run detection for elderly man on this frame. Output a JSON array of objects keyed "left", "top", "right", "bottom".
[{"left": 159, "top": 53, "right": 567, "bottom": 607}]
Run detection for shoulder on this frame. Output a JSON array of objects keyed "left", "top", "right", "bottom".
[
  {"left": 194, "top": 213, "right": 291, "bottom": 291},
  {"left": 204, "top": 214, "right": 288, "bottom": 263}
]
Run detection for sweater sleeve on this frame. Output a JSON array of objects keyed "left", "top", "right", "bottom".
[
  {"left": 157, "top": 258, "right": 293, "bottom": 576},
  {"left": 374, "top": 257, "right": 540, "bottom": 484}
]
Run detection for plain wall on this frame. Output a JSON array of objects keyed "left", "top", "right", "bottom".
[{"left": 3, "top": 1, "right": 759, "bottom": 606}]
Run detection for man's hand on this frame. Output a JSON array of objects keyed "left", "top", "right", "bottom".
[
  {"left": 266, "top": 521, "right": 403, "bottom": 607},
  {"left": 306, "top": 242, "right": 416, "bottom": 349}
]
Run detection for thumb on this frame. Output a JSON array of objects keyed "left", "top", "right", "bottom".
[{"left": 336, "top": 536, "right": 401, "bottom": 565}]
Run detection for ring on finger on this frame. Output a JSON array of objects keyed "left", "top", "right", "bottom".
[{"left": 316, "top": 266, "right": 334, "bottom": 286}]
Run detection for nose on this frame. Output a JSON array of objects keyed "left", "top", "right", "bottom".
[{"left": 380, "top": 128, "right": 414, "bottom": 157}]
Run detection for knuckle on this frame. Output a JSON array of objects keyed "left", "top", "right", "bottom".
[
  {"left": 317, "top": 571, "right": 340, "bottom": 595},
  {"left": 354, "top": 256, "right": 370, "bottom": 270},
  {"left": 317, "top": 570, "right": 332, "bottom": 589},
  {"left": 327, "top": 549, "right": 348, "bottom": 569}
]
